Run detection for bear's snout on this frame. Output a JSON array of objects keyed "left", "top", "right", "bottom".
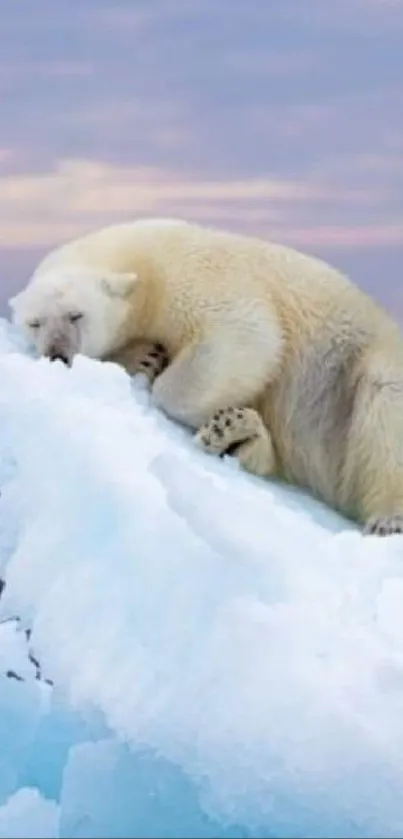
[
  {"left": 49, "top": 351, "right": 70, "bottom": 365},
  {"left": 44, "top": 341, "right": 72, "bottom": 366}
]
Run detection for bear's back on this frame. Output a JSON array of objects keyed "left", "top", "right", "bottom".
[{"left": 32, "top": 218, "right": 389, "bottom": 340}]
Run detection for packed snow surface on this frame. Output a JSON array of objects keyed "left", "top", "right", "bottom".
[{"left": 0, "top": 317, "right": 403, "bottom": 837}]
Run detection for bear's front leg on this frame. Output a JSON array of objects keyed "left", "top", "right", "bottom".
[
  {"left": 152, "top": 339, "right": 276, "bottom": 429},
  {"left": 195, "top": 406, "right": 277, "bottom": 477},
  {"left": 107, "top": 340, "right": 169, "bottom": 386}
]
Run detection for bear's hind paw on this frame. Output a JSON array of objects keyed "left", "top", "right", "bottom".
[{"left": 364, "top": 514, "right": 403, "bottom": 536}]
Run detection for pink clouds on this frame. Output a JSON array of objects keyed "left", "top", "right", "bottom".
[
  {"left": 0, "top": 0, "right": 401, "bottom": 311},
  {"left": 276, "top": 223, "right": 403, "bottom": 248},
  {"left": 0, "top": 157, "right": 399, "bottom": 251}
]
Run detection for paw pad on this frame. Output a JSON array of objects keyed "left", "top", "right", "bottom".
[{"left": 195, "top": 406, "right": 262, "bottom": 457}]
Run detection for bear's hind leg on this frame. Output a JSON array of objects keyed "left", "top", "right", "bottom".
[
  {"left": 195, "top": 407, "right": 277, "bottom": 478},
  {"left": 342, "top": 350, "right": 403, "bottom": 536}
]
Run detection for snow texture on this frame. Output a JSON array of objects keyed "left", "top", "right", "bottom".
[{"left": 0, "top": 316, "right": 403, "bottom": 838}]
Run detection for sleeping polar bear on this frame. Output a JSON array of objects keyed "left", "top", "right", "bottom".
[{"left": 9, "top": 217, "right": 403, "bottom": 536}]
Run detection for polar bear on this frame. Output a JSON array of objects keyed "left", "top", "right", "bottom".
[{"left": 9, "top": 217, "right": 403, "bottom": 536}]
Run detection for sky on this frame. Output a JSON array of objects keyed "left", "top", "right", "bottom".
[{"left": 0, "top": 0, "right": 402, "bottom": 316}]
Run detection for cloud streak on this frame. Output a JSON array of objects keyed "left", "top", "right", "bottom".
[{"left": 0, "top": 157, "right": 399, "bottom": 251}]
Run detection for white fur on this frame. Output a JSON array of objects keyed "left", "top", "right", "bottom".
[
  {"left": 10, "top": 218, "right": 403, "bottom": 530},
  {"left": 10, "top": 267, "right": 137, "bottom": 360}
]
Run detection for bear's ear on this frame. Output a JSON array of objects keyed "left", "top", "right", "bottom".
[
  {"left": 8, "top": 292, "right": 22, "bottom": 313},
  {"left": 100, "top": 272, "right": 139, "bottom": 298}
]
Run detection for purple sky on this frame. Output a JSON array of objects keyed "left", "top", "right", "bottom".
[{"left": 1, "top": 0, "right": 402, "bottom": 316}]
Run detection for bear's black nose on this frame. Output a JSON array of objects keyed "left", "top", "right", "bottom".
[{"left": 49, "top": 352, "right": 69, "bottom": 365}]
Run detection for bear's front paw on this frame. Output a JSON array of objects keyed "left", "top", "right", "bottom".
[
  {"left": 133, "top": 342, "right": 169, "bottom": 385},
  {"left": 364, "top": 514, "right": 403, "bottom": 536},
  {"left": 194, "top": 406, "right": 276, "bottom": 477},
  {"left": 195, "top": 407, "right": 254, "bottom": 455}
]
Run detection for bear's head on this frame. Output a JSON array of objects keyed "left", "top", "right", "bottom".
[{"left": 9, "top": 267, "right": 139, "bottom": 365}]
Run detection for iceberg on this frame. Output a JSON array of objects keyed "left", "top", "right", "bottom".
[{"left": 0, "top": 320, "right": 403, "bottom": 837}]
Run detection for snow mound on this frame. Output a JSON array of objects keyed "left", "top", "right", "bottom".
[
  {"left": 0, "top": 788, "right": 59, "bottom": 839},
  {"left": 0, "top": 319, "right": 403, "bottom": 838}
]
